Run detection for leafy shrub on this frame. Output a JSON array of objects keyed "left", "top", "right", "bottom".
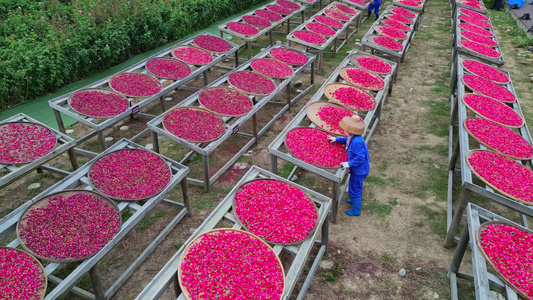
[{"left": 0, "top": 0, "right": 265, "bottom": 110}]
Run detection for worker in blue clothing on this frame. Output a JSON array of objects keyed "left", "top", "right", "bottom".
[
  {"left": 328, "top": 115, "right": 370, "bottom": 216},
  {"left": 367, "top": 0, "right": 382, "bottom": 20}
]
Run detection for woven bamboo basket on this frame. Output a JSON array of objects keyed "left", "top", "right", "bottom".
[
  {"left": 379, "top": 19, "right": 411, "bottom": 32},
  {"left": 323, "top": 83, "right": 376, "bottom": 111},
  {"left": 460, "top": 60, "right": 510, "bottom": 84},
  {"left": 193, "top": 35, "right": 231, "bottom": 54},
  {"left": 145, "top": 57, "right": 192, "bottom": 80},
  {"left": 463, "top": 118, "right": 533, "bottom": 160},
  {"left": 231, "top": 178, "right": 319, "bottom": 246},
  {"left": 348, "top": 53, "right": 392, "bottom": 75},
  {"left": 476, "top": 221, "right": 533, "bottom": 300},
  {"left": 68, "top": 88, "right": 130, "bottom": 119},
  {"left": 323, "top": 9, "right": 350, "bottom": 21},
  {"left": 466, "top": 150, "right": 533, "bottom": 206},
  {"left": 459, "top": 40, "right": 501, "bottom": 59},
  {"left": 306, "top": 101, "right": 354, "bottom": 136},
  {"left": 250, "top": 58, "right": 294, "bottom": 79},
  {"left": 0, "top": 247, "right": 48, "bottom": 300},
  {"left": 108, "top": 72, "right": 163, "bottom": 98},
  {"left": 305, "top": 22, "right": 337, "bottom": 37},
  {"left": 227, "top": 71, "right": 277, "bottom": 96},
  {"left": 460, "top": 77, "right": 513, "bottom": 103},
  {"left": 383, "top": 14, "right": 414, "bottom": 24},
  {"left": 269, "top": 48, "right": 308, "bottom": 66},
  {"left": 17, "top": 189, "right": 122, "bottom": 263},
  {"left": 171, "top": 45, "right": 213, "bottom": 66},
  {"left": 461, "top": 93, "right": 524, "bottom": 128},
  {"left": 162, "top": 106, "right": 226, "bottom": 143},
  {"left": 284, "top": 126, "right": 346, "bottom": 169},
  {"left": 88, "top": 148, "right": 172, "bottom": 201},
  {"left": 339, "top": 67, "right": 385, "bottom": 91},
  {"left": 374, "top": 25, "right": 408, "bottom": 40},
  {"left": 198, "top": 87, "right": 253, "bottom": 117},
  {"left": 459, "top": 32, "right": 497, "bottom": 49},
  {"left": 177, "top": 228, "right": 285, "bottom": 300},
  {"left": 0, "top": 121, "right": 58, "bottom": 165}
]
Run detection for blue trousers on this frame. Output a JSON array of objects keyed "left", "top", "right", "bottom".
[
  {"left": 348, "top": 174, "right": 368, "bottom": 199},
  {"left": 368, "top": 3, "right": 380, "bottom": 15}
]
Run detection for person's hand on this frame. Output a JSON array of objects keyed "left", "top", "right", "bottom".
[
  {"left": 340, "top": 162, "right": 350, "bottom": 168},
  {"left": 327, "top": 136, "right": 336, "bottom": 143}
]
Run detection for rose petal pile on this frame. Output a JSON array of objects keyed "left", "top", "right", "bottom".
[
  {"left": 459, "top": 15, "right": 491, "bottom": 29},
  {"left": 383, "top": 19, "right": 411, "bottom": 31},
  {"left": 0, "top": 122, "right": 56, "bottom": 164},
  {"left": 172, "top": 46, "right": 213, "bottom": 65},
  {"left": 459, "top": 8, "right": 489, "bottom": 21},
  {"left": 180, "top": 230, "right": 284, "bottom": 300},
  {"left": 461, "top": 31, "right": 497, "bottom": 48},
  {"left": 377, "top": 26, "right": 408, "bottom": 39},
  {"left": 255, "top": 9, "right": 283, "bottom": 21},
  {"left": 391, "top": 7, "right": 416, "bottom": 17},
  {"left": 90, "top": 149, "right": 171, "bottom": 200},
  {"left": 19, "top": 192, "right": 120, "bottom": 260},
  {"left": 344, "top": 68, "right": 386, "bottom": 90},
  {"left": 317, "top": 105, "right": 354, "bottom": 134},
  {"left": 333, "top": 3, "right": 358, "bottom": 15},
  {"left": 356, "top": 57, "right": 392, "bottom": 74},
  {"left": 314, "top": 15, "right": 343, "bottom": 28},
  {"left": 468, "top": 150, "right": 533, "bottom": 203},
  {"left": 227, "top": 22, "right": 259, "bottom": 36},
  {"left": 146, "top": 58, "right": 192, "bottom": 80},
  {"left": 462, "top": 75, "right": 515, "bottom": 102},
  {"left": 234, "top": 180, "right": 318, "bottom": 244},
  {"left": 228, "top": 71, "right": 277, "bottom": 95},
  {"left": 276, "top": 0, "right": 301, "bottom": 10},
  {"left": 193, "top": 35, "right": 231, "bottom": 53},
  {"left": 251, "top": 58, "right": 294, "bottom": 79},
  {"left": 460, "top": 23, "right": 494, "bottom": 37},
  {"left": 163, "top": 108, "right": 226, "bottom": 142},
  {"left": 374, "top": 35, "right": 404, "bottom": 50},
  {"left": 387, "top": 13, "right": 413, "bottom": 24},
  {"left": 285, "top": 127, "right": 348, "bottom": 167},
  {"left": 398, "top": 0, "right": 420, "bottom": 7},
  {"left": 465, "top": 118, "right": 533, "bottom": 159},
  {"left": 266, "top": 4, "right": 292, "bottom": 15},
  {"left": 293, "top": 30, "right": 327, "bottom": 45},
  {"left": 460, "top": 0, "right": 485, "bottom": 9},
  {"left": 330, "top": 86, "right": 376, "bottom": 110},
  {"left": 0, "top": 248, "right": 46, "bottom": 300},
  {"left": 109, "top": 73, "right": 162, "bottom": 97},
  {"left": 347, "top": 0, "right": 366, "bottom": 5},
  {"left": 199, "top": 87, "right": 253, "bottom": 116},
  {"left": 70, "top": 89, "right": 129, "bottom": 118},
  {"left": 324, "top": 9, "right": 350, "bottom": 21},
  {"left": 243, "top": 15, "right": 272, "bottom": 28},
  {"left": 462, "top": 60, "right": 509, "bottom": 84},
  {"left": 306, "top": 22, "right": 337, "bottom": 36},
  {"left": 479, "top": 223, "right": 533, "bottom": 298},
  {"left": 463, "top": 94, "right": 523, "bottom": 127},
  {"left": 461, "top": 40, "right": 500, "bottom": 58},
  {"left": 270, "top": 48, "right": 307, "bottom": 66}
]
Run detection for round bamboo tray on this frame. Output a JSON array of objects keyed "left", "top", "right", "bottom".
[
  {"left": 0, "top": 121, "right": 58, "bottom": 165},
  {"left": 461, "top": 93, "right": 524, "bottom": 128},
  {"left": 460, "top": 76, "right": 513, "bottom": 103},
  {"left": 68, "top": 88, "right": 130, "bottom": 119},
  {"left": 284, "top": 126, "right": 345, "bottom": 170},
  {"left": 145, "top": 57, "right": 192, "bottom": 80},
  {"left": 0, "top": 247, "right": 47, "bottom": 300},
  {"left": 171, "top": 45, "right": 213, "bottom": 66},
  {"left": 339, "top": 67, "right": 385, "bottom": 91},
  {"left": 460, "top": 32, "right": 497, "bottom": 48},
  {"left": 88, "top": 148, "right": 172, "bottom": 201},
  {"left": 162, "top": 106, "right": 226, "bottom": 143},
  {"left": 108, "top": 72, "right": 163, "bottom": 98},
  {"left": 198, "top": 87, "right": 253, "bottom": 117},
  {"left": 348, "top": 53, "right": 392, "bottom": 75},
  {"left": 306, "top": 101, "right": 354, "bottom": 136},
  {"left": 269, "top": 48, "right": 308, "bottom": 66},
  {"left": 323, "top": 83, "right": 376, "bottom": 112},
  {"left": 17, "top": 189, "right": 122, "bottom": 263},
  {"left": 383, "top": 14, "right": 413, "bottom": 24},
  {"left": 463, "top": 118, "right": 533, "bottom": 160},
  {"left": 460, "top": 60, "right": 510, "bottom": 85},
  {"left": 193, "top": 35, "right": 231, "bottom": 54},
  {"left": 476, "top": 221, "right": 533, "bottom": 300},
  {"left": 250, "top": 58, "right": 294, "bottom": 79},
  {"left": 227, "top": 71, "right": 277, "bottom": 96},
  {"left": 177, "top": 228, "right": 285, "bottom": 300},
  {"left": 231, "top": 178, "right": 319, "bottom": 246},
  {"left": 379, "top": 19, "right": 411, "bottom": 32},
  {"left": 466, "top": 150, "right": 533, "bottom": 206},
  {"left": 374, "top": 26, "right": 408, "bottom": 40}
]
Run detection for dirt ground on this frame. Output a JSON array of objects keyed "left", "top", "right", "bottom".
[{"left": 2, "top": 0, "right": 533, "bottom": 299}]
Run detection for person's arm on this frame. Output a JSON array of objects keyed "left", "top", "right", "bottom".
[
  {"left": 347, "top": 141, "right": 367, "bottom": 168},
  {"left": 335, "top": 137, "right": 348, "bottom": 144}
]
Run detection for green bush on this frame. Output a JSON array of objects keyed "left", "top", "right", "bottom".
[{"left": 0, "top": 0, "right": 265, "bottom": 110}]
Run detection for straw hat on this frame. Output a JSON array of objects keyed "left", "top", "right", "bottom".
[{"left": 339, "top": 115, "right": 365, "bottom": 135}]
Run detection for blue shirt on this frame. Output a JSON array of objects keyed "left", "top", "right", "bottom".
[{"left": 336, "top": 135, "right": 370, "bottom": 175}]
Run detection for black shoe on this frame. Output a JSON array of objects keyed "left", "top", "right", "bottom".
[{"left": 375, "top": 14, "right": 379, "bottom": 20}]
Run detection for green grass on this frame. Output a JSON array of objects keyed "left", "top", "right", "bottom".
[
  {"left": 191, "top": 197, "right": 216, "bottom": 210},
  {"left": 366, "top": 175, "right": 387, "bottom": 186},
  {"left": 121, "top": 209, "right": 134, "bottom": 222},
  {"left": 363, "top": 199, "right": 398, "bottom": 218},
  {"left": 137, "top": 212, "right": 165, "bottom": 231},
  {"left": 416, "top": 204, "right": 447, "bottom": 237},
  {"left": 425, "top": 99, "right": 450, "bottom": 137},
  {"left": 279, "top": 162, "right": 296, "bottom": 179}
]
